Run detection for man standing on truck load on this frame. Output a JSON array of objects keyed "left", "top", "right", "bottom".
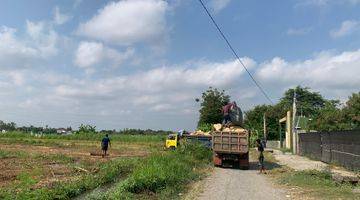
[
  {"left": 101, "top": 134, "right": 111, "bottom": 157},
  {"left": 256, "top": 139, "right": 266, "bottom": 174},
  {"left": 222, "top": 102, "right": 236, "bottom": 126}
]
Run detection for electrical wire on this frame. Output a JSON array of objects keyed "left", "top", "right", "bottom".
[{"left": 198, "top": 0, "right": 274, "bottom": 104}]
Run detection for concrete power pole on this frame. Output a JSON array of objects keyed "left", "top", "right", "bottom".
[
  {"left": 292, "top": 90, "right": 297, "bottom": 154},
  {"left": 263, "top": 113, "right": 266, "bottom": 141}
]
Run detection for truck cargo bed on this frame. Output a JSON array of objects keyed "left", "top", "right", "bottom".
[
  {"left": 185, "top": 135, "right": 212, "bottom": 149},
  {"left": 212, "top": 130, "right": 249, "bottom": 154}
]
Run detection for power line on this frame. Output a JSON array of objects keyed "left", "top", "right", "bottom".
[{"left": 197, "top": 0, "right": 274, "bottom": 104}]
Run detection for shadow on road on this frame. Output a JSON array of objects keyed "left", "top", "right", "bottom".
[
  {"left": 249, "top": 161, "right": 282, "bottom": 170},
  {"left": 219, "top": 160, "right": 282, "bottom": 171}
]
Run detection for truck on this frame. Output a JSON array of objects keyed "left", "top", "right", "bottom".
[
  {"left": 185, "top": 134, "right": 212, "bottom": 149},
  {"left": 165, "top": 133, "right": 212, "bottom": 150},
  {"left": 165, "top": 133, "right": 179, "bottom": 150},
  {"left": 212, "top": 127, "right": 249, "bottom": 169}
]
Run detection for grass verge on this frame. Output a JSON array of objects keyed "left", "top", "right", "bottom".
[
  {"left": 265, "top": 152, "right": 360, "bottom": 200},
  {"left": 278, "top": 169, "right": 360, "bottom": 199},
  {"left": 0, "top": 132, "right": 165, "bottom": 143},
  {"left": 98, "top": 143, "right": 212, "bottom": 200}
]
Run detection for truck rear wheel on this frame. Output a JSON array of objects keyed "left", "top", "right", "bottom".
[{"left": 239, "top": 152, "right": 249, "bottom": 170}]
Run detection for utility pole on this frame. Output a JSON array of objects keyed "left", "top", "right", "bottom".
[
  {"left": 263, "top": 113, "right": 266, "bottom": 141},
  {"left": 292, "top": 89, "right": 297, "bottom": 154},
  {"left": 279, "top": 122, "right": 282, "bottom": 148}
]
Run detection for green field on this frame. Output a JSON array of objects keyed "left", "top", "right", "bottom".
[{"left": 0, "top": 132, "right": 212, "bottom": 200}]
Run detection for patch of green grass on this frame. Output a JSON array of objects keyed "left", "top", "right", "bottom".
[
  {"left": 0, "top": 149, "right": 27, "bottom": 158},
  {"left": 279, "top": 170, "right": 360, "bottom": 199},
  {"left": 0, "top": 137, "right": 68, "bottom": 148},
  {"left": 0, "top": 158, "right": 140, "bottom": 200},
  {"left": 0, "top": 133, "right": 165, "bottom": 154},
  {"left": 262, "top": 150, "right": 360, "bottom": 199},
  {"left": 34, "top": 153, "right": 75, "bottom": 164},
  {"left": 0, "top": 132, "right": 165, "bottom": 144},
  {"left": 101, "top": 143, "right": 212, "bottom": 200},
  {"left": 15, "top": 172, "right": 39, "bottom": 189}
]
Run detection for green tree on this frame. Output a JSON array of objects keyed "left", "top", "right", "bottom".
[
  {"left": 344, "top": 92, "right": 360, "bottom": 129},
  {"left": 77, "top": 124, "right": 96, "bottom": 134},
  {"left": 0, "top": 121, "right": 16, "bottom": 131},
  {"left": 244, "top": 86, "right": 328, "bottom": 139},
  {"left": 310, "top": 100, "right": 351, "bottom": 131},
  {"left": 243, "top": 104, "right": 282, "bottom": 140},
  {"left": 244, "top": 105, "right": 270, "bottom": 133},
  {"left": 197, "top": 87, "right": 230, "bottom": 128},
  {"left": 278, "top": 86, "right": 326, "bottom": 117}
]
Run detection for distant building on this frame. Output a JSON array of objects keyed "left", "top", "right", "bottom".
[{"left": 56, "top": 128, "right": 72, "bottom": 135}]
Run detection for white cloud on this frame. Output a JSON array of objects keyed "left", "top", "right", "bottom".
[
  {"left": 297, "top": 0, "right": 330, "bottom": 6},
  {"left": 54, "top": 58, "right": 256, "bottom": 110},
  {"left": 74, "top": 41, "right": 104, "bottom": 68},
  {"left": 256, "top": 50, "right": 360, "bottom": 92},
  {"left": 209, "top": 0, "right": 232, "bottom": 13},
  {"left": 0, "top": 23, "right": 59, "bottom": 69},
  {"left": 296, "top": 0, "right": 360, "bottom": 7},
  {"left": 53, "top": 6, "right": 72, "bottom": 25},
  {"left": 0, "top": 26, "right": 38, "bottom": 65},
  {"left": 286, "top": 27, "right": 312, "bottom": 36},
  {"left": 2, "top": 48, "right": 360, "bottom": 130},
  {"left": 76, "top": 0, "right": 168, "bottom": 45},
  {"left": 330, "top": 20, "right": 360, "bottom": 38},
  {"left": 150, "top": 104, "right": 172, "bottom": 112},
  {"left": 74, "top": 41, "right": 134, "bottom": 69},
  {"left": 8, "top": 71, "right": 25, "bottom": 86},
  {"left": 26, "top": 20, "right": 58, "bottom": 57}
]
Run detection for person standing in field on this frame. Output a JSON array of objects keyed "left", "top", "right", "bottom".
[
  {"left": 101, "top": 134, "right": 111, "bottom": 157},
  {"left": 256, "top": 139, "right": 266, "bottom": 174}
]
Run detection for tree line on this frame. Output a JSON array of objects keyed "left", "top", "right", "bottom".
[
  {"left": 197, "top": 86, "right": 359, "bottom": 139},
  {"left": 244, "top": 86, "right": 359, "bottom": 140},
  {"left": 0, "top": 121, "right": 171, "bottom": 135}
]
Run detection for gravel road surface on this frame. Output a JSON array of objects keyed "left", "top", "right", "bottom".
[{"left": 196, "top": 166, "right": 287, "bottom": 200}]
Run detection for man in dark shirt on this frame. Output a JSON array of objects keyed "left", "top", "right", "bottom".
[
  {"left": 256, "top": 139, "right": 266, "bottom": 174},
  {"left": 101, "top": 134, "right": 111, "bottom": 157},
  {"left": 222, "top": 102, "right": 235, "bottom": 126}
]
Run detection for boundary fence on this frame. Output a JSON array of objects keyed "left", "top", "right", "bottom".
[{"left": 298, "top": 130, "right": 360, "bottom": 170}]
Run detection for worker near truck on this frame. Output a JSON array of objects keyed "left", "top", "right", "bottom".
[
  {"left": 256, "top": 139, "right": 266, "bottom": 174},
  {"left": 101, "top": 134, "right": 111, "bottom": 157},
  {"left": 222, "top": 101, "right": 236, "bottom": 126}
]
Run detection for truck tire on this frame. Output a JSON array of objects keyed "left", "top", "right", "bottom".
[{"left": 239, "top": 152, "right": 249, "bottom": 170}]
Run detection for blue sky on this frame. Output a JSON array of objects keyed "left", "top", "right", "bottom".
[{"left": 0, "top": 0, "right": 359, "bottom": 131}]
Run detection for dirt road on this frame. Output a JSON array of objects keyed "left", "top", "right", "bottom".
[{"left": 196, "top": 165, "right": 288, "bottom": 200}]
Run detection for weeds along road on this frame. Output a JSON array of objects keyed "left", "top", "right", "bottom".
[{"left": 196, "top": 165, "right": 287, "bottom": 200}]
